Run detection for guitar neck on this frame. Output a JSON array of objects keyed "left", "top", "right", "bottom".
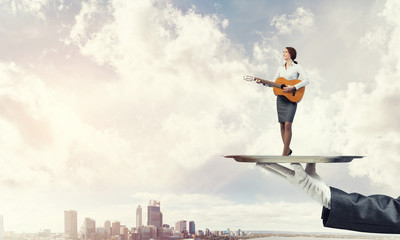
[{"left": 257, "top": 78, "right": 283, "bottom": 88}]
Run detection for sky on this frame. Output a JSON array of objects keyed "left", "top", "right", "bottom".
[{"left": 1, "top": 0, "right": 400, "bottom": 235}]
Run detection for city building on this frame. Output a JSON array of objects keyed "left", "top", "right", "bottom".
[
  {"left": 104, "top": 221, "right": 111, "bottom": 238},
  {"left": 97, "top": 226, "right": 105, "bottom": 240},
  {"left": 83, "top": 218, "right": 96, "bottom": 240},
  {"left": 147, "top": 200, "right": 162, "bottom": 228},
  {"left": 196, "top": 230, "right": 204, "bottom": 237},
  {"left": 174, "top": 220, "right": 186, "bottom": 233},
  {"left": 136, "top": 225, "right": 157, "bottom": 240},
  {"left": 157, "top": 226, "right": 172, "bottom": 239},
  {"left": 38, "top": 229, "right": 51, "bottom": 237},
  {"left": 96, "top": 227, "right": 106, "bottom": 240},
  {"left": 64, "top": 210, "right": 78, "bottom": 239},
  {"left": 136, "top": 205, "right": 142, "bottom": 228},
  {"left": 111, "top": 235, "right": 121, "bottom": 240},
  {"left": 112, "top": 221, "right": 121, "bottom": 237},
  {"left": 0, "top": 215, "right": 4, "bottom": 240},
  {"left": 120, "top": 225, "right": 129, "bottom": 240},
  {"left": 188, "top": 221, "right": 195, "bottom": 235}
]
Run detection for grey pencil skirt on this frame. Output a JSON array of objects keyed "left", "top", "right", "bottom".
[{"left": 276, "top": 95, "right": 297, "bottom": 123}]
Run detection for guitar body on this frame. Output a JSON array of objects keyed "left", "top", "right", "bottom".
[{"left": 273, "top": 77, "right": 305, "bottom": 103}]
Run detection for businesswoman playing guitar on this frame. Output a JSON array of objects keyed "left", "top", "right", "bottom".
[{"left": 255, "top": 47, "right": 309, "bottom": 156}]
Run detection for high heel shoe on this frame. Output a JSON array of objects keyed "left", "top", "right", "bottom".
[{"left": 288, "top": 149, "right": 293, "bottom": 156}]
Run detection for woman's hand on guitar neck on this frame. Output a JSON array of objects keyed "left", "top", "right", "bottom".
[
  {"left": 283, "top": 85, "right": 296, "bottom": 93},
  {"left": 254, "top": 77, "right": 263, "bottom": 84}
]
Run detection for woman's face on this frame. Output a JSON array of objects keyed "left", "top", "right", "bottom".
[{"left": 283, "top": 48, "right": 291, "bottom": 61}]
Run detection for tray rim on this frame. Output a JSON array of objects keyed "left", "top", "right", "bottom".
[{"left": 224, "top": 155, "right": 364, "bottom": 163}]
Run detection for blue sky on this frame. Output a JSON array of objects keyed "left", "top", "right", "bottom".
[{"left": 1, "top": 0, "right": 400, "bottom": 235}]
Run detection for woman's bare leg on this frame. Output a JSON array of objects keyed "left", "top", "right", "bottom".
[
  {"left": 282, "top": 122, "right": 292, "bottom": 156},
  {"left": 280, "top": 122, "right": 285, "bottom": 143}
]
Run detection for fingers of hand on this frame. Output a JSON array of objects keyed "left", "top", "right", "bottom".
[
  {"left": 283, "top": 86, "right": 294, "bottom": 92},
  {"left": 289, "top": 163, "right": 308, "bottom": 182},
  {"left": 290, "top": 163, "right": 303, "bottom": 171},
  {"left": 256, "top": 163, "right": 286, "bottom": 178},
  {"left": 264, "top": 163, "right": 294, "bottom": 177}
]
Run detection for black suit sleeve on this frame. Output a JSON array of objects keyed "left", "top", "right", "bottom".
[{"left": 321, "top": 187, "right": 400, "bottom": 234}]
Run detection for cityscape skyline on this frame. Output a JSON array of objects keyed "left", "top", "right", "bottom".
[
  {"left": 1, "top": 200, "right": 207, "bottom": 237},
  {"left": 0, "top": 199, "right": 212, "bottom": 235},
  {"left": 58, "top": 199, "right": 241, "bottom": 240}
]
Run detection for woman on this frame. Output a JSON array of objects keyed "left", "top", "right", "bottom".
[{"left": 256, "top": 47, "right": 309, "bottom": 156}]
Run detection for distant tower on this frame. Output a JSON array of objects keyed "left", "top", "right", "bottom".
[
  {"left": 0, "top": 215, "right": 4, "bottom": 240},
  {"left": 120, "top": 225, "right": 129, "bottom": 240},
  {"left": 136, "top": 205, "right": 142, "bottom": 228},
  {"left": 84, "top": 218, "right": 96, "bottom": 240},
  {"left": 189, "top": 221, "right": 195, "bottom": 235},
  {"left": 175, "top": 220, "right": 187, "bottom": 233},
  {"left": 64, "top": 210, "right": 78, "bottom": 239},
  {"left": 112, "top": 221, "right": 120, "bottom": 236},
  {"left": 147, "top": 200, "right": 162, "bottom": 227},
  {"left": 104, "top": 221, "right": 111, "bottom": 238}
]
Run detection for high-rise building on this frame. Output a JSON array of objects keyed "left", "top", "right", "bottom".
[
  {"left": 196, "top": 230, "right": 204, "bottom": 236},
  {"left": 189, "top": 221, "right": 195, "bottom": 235},
  {"left": 84, "top": 218, "right": 96, "bottom": 240},
  {"left": 104, "top": 221, "right": 111, "bottom": 238},
  {"left": 157, "top": 226, "right": 171, "bottom": 239},
  {"left": 64, "top": 210, "right": 78, "bottom": 239},
  {"left": 112, "top": 221, "right": 120, "bottom": 236},
  {"left": 175, "top": 220, "right": 186, "bottom": 233},
  {"left": 138, "top": 225, "right": 157, "bottom": 240},
  {"left": 147, "top": 200, "right": 162, "bottom": 228},
  {"left": 136, "top": 205, "right": 142, "bottom": 228},
  {"left": 120, "top": 225, "right": 129, "bottom": 240},
  {"left": 0, "top": 215, "right": 4, "bottom": 240}
]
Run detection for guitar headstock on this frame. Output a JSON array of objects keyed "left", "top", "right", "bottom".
[{"left": 243, "top": 75, "right": 255, "bottom": 81}]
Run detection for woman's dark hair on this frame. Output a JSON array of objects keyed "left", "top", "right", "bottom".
[{"left": 286, "top": 47, "right": 298, "bottom": 64}]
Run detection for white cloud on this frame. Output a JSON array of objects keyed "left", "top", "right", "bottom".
[
  {"left": 270, "top": 7, "right": 314, "bottom": 35},
  {"left": 0, "top": 1, "right": 267, "bottom": 230},
  {"left": 360, "top": 26, "right": 389, "bottom": 52},
  {"left": 60, "top": 0, "right": 265, "bottom": 173},
  {"left": 381, "top": 0, "right": 400, "bottom": 25},
  {"left": 0, "top": 0, "right": 63, "bottom": 20},
  {"left": 330, "top": 0, "right": 400, "bottom": 194}
]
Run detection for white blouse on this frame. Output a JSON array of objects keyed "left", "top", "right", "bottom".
[{"left": 272, "top": 62, "right": 310, "bottom": 90}]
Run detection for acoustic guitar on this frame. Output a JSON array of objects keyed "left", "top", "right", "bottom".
[{"left": 243, "top": 75, "right": 305, "bottom": 103}]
